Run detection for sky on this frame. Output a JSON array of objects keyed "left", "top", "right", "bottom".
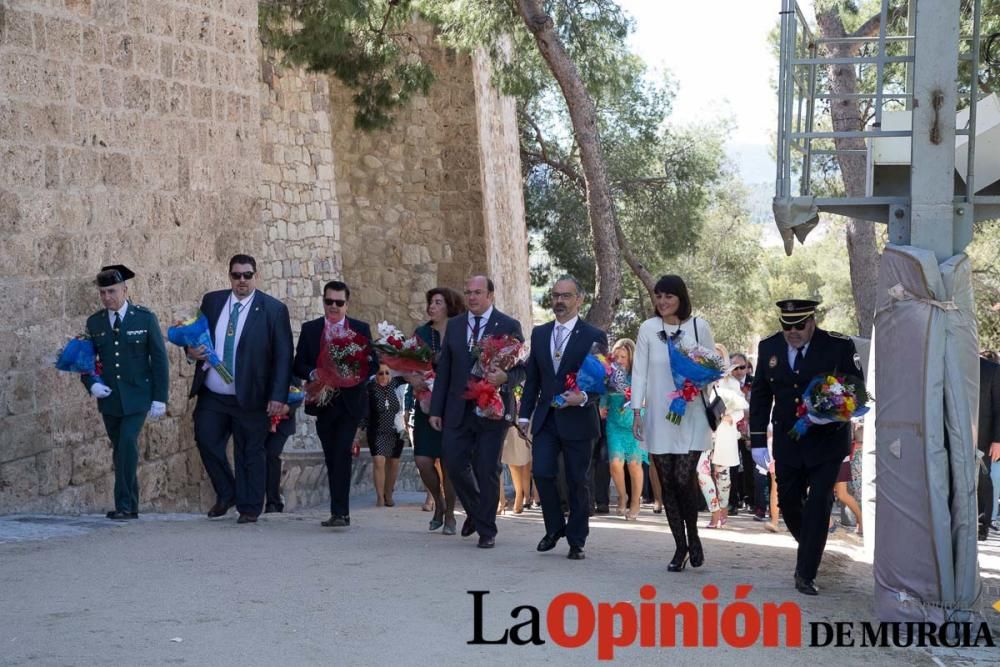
[{"left": 615, "top": 0, "right": 813, "bottom": 185}]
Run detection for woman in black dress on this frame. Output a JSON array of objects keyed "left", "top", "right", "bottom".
[
  {"left": 367, "top": 364, "right": 407, "bottom": 507},
  {"left": 407, "top": 287, "right": 465, "bottom": 533}
]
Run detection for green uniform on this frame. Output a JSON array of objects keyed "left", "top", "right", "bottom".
[{"left": 82, "top": 303, "right": 169, "bottom": 513}]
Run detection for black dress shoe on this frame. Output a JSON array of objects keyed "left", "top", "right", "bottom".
[
  {"left": 567, "top": 545, "right": 585, "bottom": 560},
  {"left": 595, "top": 504, "right": 610, "bottom": 515},
  {"left": 207, "top": 502, "right": 233, "bottom": 518},
  {"left": 537, "top": 527, "right": 566, "bottom": 552},
  {"left": 461, "top": 517, "right": 476, "bottom": 537},
  {"left": 477, "top": 535, "right": 495, "bottom": 549},
  {"left": 237, "top": 513, "right": 258, "bottom": 524},
  {"left": 106, "top": 510, "right": 130, "bottom": 520},
  {"left": 264, "top": 504, "right": 283, "bottom": 514},
  {"left": 667, "top": 549, "right": 689, "bottom": 572},
  {"left": 321, "top": 515, "right": 350, "bottom": 527},
  {"left": 795, "top": 575, "right": 819, "bottom": 596}
]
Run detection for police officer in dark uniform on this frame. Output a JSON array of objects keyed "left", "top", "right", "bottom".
[
  {"left": 82, "top": 265, "right": 169, "bottom": 520},
  {"left": 749, "top": 299, "right": 864, "bottom": 596}
]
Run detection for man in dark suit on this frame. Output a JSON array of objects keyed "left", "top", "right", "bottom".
[
  {"left": 293, "top": 280, "right": 377, "bottom": 528},
  {"left": 187, "top": 254, "right": 293, "bottom": 524},
  {"left": 83, "top": 265, "right": 169, "bottom": 520},
  {"left": 429, "top": 275, "right": 525, "bottom": 549},
  {"left": 518, "top": 277, "right": 608, "bottom": 560},
  {"left": 977, "top": 354, "right": 1000, "bottom": 540},
  {"left": 749, "top": 299, "right": 864, "bottom": 596}
]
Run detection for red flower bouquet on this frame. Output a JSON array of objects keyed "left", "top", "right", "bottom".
[
  {"left": 463, "top": 334, "right": 524, "bottom": 420},
  {"left": 305, "top": 329, "right": 370, "bottom": 406},
  {"left": 372, "top": 321, "right": 433, "bottom": 374}
]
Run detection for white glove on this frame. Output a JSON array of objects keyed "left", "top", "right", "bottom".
[
  {"left": 148, "top": 401, "right": 166, "bottom": 420},
  {"left": 90, "top": 383, "right": 112, "bottom": 399}
]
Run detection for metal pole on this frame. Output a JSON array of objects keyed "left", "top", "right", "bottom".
[
  {"left": 956, "top": 0, "right": 982, "bottom": 253},
  {"left": 909, "top": 0, "right": 961, "bottom": 261}
]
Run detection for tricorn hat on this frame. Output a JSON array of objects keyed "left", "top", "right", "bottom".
[
  {"left": 775, "top": 298, "right": 819, "bottom": 325},
  {"left": 96, "top": 264, "right": 135, "bottom": 287}
]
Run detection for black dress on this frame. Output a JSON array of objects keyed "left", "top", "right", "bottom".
[
  {"left": 412, "top": 322, "right": 444, "bottom": 458},
  {"left": 366, "top": 378, "right": 406, "bottom": 458}
]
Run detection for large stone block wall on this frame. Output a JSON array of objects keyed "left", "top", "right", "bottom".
[
  {"left": 0, "top": 0, "right": 261, "bottom": 513},
  {"left": 332, "top": 22, "right": 531, "bottom": 333}
]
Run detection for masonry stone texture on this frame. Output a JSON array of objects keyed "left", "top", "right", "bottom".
[{"left": 0, "top": 1, "right": 530, "bottom": 514}]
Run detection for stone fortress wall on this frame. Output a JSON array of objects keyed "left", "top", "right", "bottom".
[{"left": 0, "top": 0, "right": 530, "bottom": 514}]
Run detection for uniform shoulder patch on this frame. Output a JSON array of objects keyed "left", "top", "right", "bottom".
[
  {"left": 131, "top": 304, "right": 151, "bottom": 313},
  {"left": 828, "top": 331, "right": 851, "bottom": 340}
]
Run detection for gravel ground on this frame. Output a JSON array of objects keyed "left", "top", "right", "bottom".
[{"left": 1, "top": 493, "right": 998, "bottom": 666}]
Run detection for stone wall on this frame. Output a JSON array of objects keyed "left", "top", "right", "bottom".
[
  {"left": 332, "top": 23, "right": 532, "bottom": 333},
  {"left": 0, "top": 0, "right": 261, "bottom": 512}
]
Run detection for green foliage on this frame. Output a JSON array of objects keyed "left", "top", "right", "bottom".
[
  {"left": 968, "top": 222, "right": 1000, "bottom": 351},
  {"left": 260, "top": 0, "right": 434, "bottom": 130}
]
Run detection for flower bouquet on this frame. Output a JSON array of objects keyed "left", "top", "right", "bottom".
[
  {"left": 54, "top": 334, "right": 103, "bottom": 382},
  {"left": 663, "top": 332, "right": 725, "bottom": 424},
  {"left": 463, "top": 334, "right": 524, "bottom": 419},
  {"left": 414, "top": 370, "right": 435, "bottom": 414},
  {"left": 371, "top": 321, "right": 433, "bottom": 374},
  {"left": 788, "top": 374, "right": 870, "bottom": 440},
  {"left": 305, "top": 329, "right": 370, "bottom": 406},
  {"left": 269, "top": 386, "right": 305, "bottom": 433},
  {"left": 552, "top": 348, "right": 611, "bottom": 408},
  {"left": 167, "top": 314, "right": 233, "bottom": 383}
]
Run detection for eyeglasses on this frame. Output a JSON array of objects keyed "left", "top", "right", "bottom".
[
  {"left": 781, "top": 321, "right": 809, "bottom": 331},
  {"left": 230, "top": 271, "right": 254, "bottom": 280},
  {"left": 550, "top": 292, "right": 577, "bottom": 301},
  {"left": 732, "top": 365, "right": 747, "bottom": 370},
  {"left": 324, "top": 298, "right": 347, "bottom": 307}
]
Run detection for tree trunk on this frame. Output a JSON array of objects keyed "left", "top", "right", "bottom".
[
  {"left": 514, "top": 0, "right": 622, "bottom": 328},
  {"left": 816, "top": 7, "right": 883, "bottom": 336}
]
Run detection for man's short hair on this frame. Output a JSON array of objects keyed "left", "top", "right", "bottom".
[
  {"left": 469, "top": 275, "right": 495, "bottom": 293},
  {"left": 555, "top": 275, "right": 586, "bottom": 299},
  {"left": 323, "top": 280, "right": 350, "bottom": 300},
  {"left": 229, "top": 254, "right": 257, "bottom": 272}
]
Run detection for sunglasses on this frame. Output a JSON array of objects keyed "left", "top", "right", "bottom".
[
  {"left": 230, "top": 271, "right": 255, "bottom": 280},
  {"left": 781, "top": 321, "right": 809, "bottom": 331},
  {"left": 732, "top": 365, "right": 747, "bottom": 370},
  {"left": 324, "top": 298, "right": 347, "bottom": 307}
]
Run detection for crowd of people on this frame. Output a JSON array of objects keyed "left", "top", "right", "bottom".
[{"left": 80, "top": 256, "right": 878, "bottom": 596}]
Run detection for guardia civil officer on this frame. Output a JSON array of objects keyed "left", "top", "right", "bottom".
[
  {"left": 82, "top": 265, "right": 169, "bottom": 520},
  {"left": 748, "top": 300, "right": 864, "bottom": 596}
]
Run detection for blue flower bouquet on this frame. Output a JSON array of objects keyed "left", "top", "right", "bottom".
[
  {"left": 55, "top": 334, "right": 103, "bottom": 382},
  {"left": 665, "top": 333, "right": 724, "bottom": 424},
  {"left": 552, "top": 352, "right": 611, "bottom": 408},
  {"left": 167, "top": 313, "right": 233, "bottom": 383}
]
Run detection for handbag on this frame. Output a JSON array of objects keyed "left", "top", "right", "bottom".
[{"left": 693, "top": 317, "right": 726, "bottom": 432}]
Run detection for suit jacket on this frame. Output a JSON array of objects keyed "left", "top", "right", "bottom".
[
  {"left": 519, "top": 318, "right": 608, "bottom": 439},
  {"left": 293, "top": 316, "right": 377, "bottom": 420},
  {"left": 749, "top": 328, "right": 864, "bottom": 467},
  {"left": 187, "top": 289, "right": 293, "bottom": 412},
  {"left": 429, "top": 308, "right": 525, "bottom": 430},
  {"left": 83, "top": 303, "right": 169, "bottom": 417},
  {"left": 979, "top": 357, "right": 1000, "bottom": 454}
]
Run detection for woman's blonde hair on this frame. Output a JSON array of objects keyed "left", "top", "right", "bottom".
[
  {"left": 715, "top": 343, "right": 731, "bottom": 375},
  {"left": 611, "top": 338, "right": 636, "bottom": 371}
]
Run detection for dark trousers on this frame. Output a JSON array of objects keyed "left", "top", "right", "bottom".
[
  {"left": 589, "top": 431, "right": 610, "bottom": 508},
  {"left": 775, "top": 458, "right": 841, "bottom": 581},
  {"left": 442, "top": 419, "right": 506, "bottom": 539},
  {"left": 315, "top": 408, "right": 361, "bottom": 517},
  {"left": 265, "top": 430, "right": 290, "bottom": 510},
  {"left": 102, "top": 412, "right": 146, "bottom": 513},
  {"left": 194, "top": 391, "right": 269, "bottom": 514},
  {"left": 532, "top": 415, "right": 594, "bottom": 548},
  {"left": 978, "top": 452, "right": 993, "bottom": 537},
  {"left": 754, "top": 468, "right": 771, "bottom": 513}
]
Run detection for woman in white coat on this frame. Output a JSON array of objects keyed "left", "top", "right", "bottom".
[
  {"left": 631, "top": 275, "right": 715, "bottom": 572},
  {"left": 697, "top": 343, "right": 748, "bottom": 528}
]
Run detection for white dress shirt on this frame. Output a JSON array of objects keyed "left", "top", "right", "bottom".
[
  {"left": 551, "top": 315, "right": 578, "bottom": 371},
  {"left": 107, "top": 302, "right": 128, "bottom": 329},
  {"left": 204, "top": 290, "right": 256, "bottom": 395},
  {"left": 787, "top": 341, "right": 810, "bottom": 369},
  {"left": 467, "top": 306, "right": 493, "bottom": 347}
]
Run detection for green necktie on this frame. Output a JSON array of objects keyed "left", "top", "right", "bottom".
[{"left": 223, "top": 301, "right": 241, "bottom": 375}]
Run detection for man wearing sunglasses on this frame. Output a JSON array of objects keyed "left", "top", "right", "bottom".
[
  {"left": 748, "top": 299, "right": 864, "bottom": 596},
  {"left": 187, "top": 254, "right": 293, "bottom": 524},
  {"left": 293, "top": 280, "right": 377, "bottom": 528}
]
